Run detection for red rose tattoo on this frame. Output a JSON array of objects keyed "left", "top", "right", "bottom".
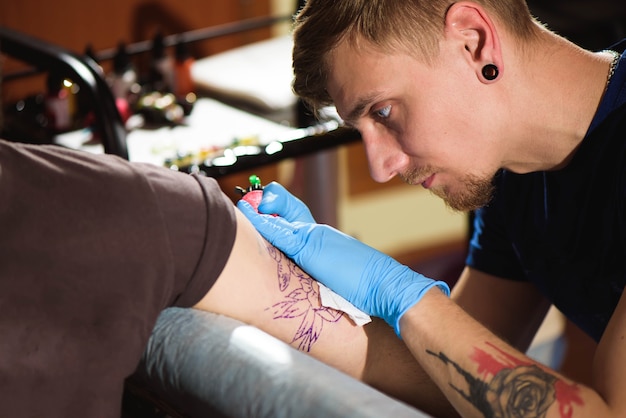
[
  {"left": 427, "top": 342, "right": 583, "bottom": 418},
  {"left": 487, "top": 364, "right": 555, "bottom": 417}
]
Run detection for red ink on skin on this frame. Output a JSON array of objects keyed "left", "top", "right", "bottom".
[
  {"left": 471, "top": 342, "right": 584, "bottom": 418},
  {"left": 555, "top": 380, "right": 584, "bottom": 418},
  {"left": 471, "top": 341, "right": 530, "bottom": 378}
]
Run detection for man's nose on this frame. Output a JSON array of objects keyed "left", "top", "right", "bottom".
[{"left": 362, "top": 135, "right": 408, "bottom": 183}]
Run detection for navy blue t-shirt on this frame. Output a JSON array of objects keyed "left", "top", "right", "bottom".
[{"left": 467, "top": 41, "right": 626, "bottom": 342}]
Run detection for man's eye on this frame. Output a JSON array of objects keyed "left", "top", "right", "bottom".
[{"left": 375, "top": 105, "right": 391, "bottom": 119}]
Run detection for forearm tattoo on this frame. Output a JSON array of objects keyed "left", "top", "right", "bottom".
[
  {"left": 264, "top": 243, "right": 343, "bottom": 352},
  {"left": 426, "top": 342, "right": 583, "bottom": 418}
]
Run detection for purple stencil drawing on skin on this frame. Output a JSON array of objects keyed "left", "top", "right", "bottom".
[{"left": 264, "top": 243, "right": 343, "bottom": 351}]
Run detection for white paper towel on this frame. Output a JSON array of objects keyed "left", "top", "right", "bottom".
[{"left": 318, "top": 284, "right": 371, "bottom": 326}]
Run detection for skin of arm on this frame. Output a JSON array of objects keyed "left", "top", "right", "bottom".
[
  {"left": 399, "top": 267, "right": 626, "bottom": 418},
  {"left": 193, "top": 207, "right": 455, "bottom": 413},
  {"left": 195, "top": 205, "right": 626, "bottom": 417},
  {"left": 453, "top": 267, "right": 552, "bottom": 353}
]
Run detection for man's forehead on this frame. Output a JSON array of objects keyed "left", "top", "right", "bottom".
[
  {"left": 326, "top": 41, "right": 386, "bottom": 95},
  {"left": 327, "top": 43, "right": 418, "bottom": 117}
]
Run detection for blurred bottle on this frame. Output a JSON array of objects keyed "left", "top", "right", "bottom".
[
  {"left": 150, "top": 31, "right": 175, "bottom": 93},
  {"left": 108, "top": 41, "right": 137, "bottom": 100},
  {"left": 174, "top": 36, "right": 195, "bottom": 100},
  {"left": 44, "top": 71, "right": 77, "bottom": 132}
]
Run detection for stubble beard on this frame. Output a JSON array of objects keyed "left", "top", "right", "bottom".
[{"left": 400, "top": 167, "right": 495, "bottom": 212}]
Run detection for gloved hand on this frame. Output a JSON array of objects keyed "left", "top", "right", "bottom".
[
  {"left": 257, "top": 181, "right": 316, "bottom": 223},
  {"left": 237, "top": 194, "right": 450, "bottom": 336}
]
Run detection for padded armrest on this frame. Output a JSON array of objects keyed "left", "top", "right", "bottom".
[{"left": 131, "top": 307, "right": 432, "bottom": 418}]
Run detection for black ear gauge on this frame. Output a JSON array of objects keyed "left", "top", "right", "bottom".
[{"left": 481, "top": 64, "right": 499, "bottom": 80}]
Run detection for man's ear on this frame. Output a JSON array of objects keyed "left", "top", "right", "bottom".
[{"left": 444, "top": 1, "right": 502, "bottom": 83}]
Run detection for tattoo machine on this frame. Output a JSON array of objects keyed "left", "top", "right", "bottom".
[{"left": 235, "top": 174, "right": 265, "bottom": 213}]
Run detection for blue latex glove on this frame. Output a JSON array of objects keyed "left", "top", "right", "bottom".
[
  {"left": 237, "top": 195, "right": 450, "bottom": 336},
  {"left": 257, "top": 182, "right": 316, "bottom": 223}
]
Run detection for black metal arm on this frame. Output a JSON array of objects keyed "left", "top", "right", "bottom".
[
  {"left": 0, "top": 19, "right": 362, "bottom": 172},
  {"left": 0, "top": 26, "right": 128, "bottom": 159}
]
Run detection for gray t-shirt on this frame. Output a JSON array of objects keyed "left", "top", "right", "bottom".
[{"left": 0, "top": 140, "right": 236, "bottom": 416}]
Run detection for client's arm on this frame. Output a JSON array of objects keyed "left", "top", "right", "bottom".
[{"left": 193, "top": 208, "right": 452, "bottom": 414}]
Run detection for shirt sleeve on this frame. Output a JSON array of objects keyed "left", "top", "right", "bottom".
[{"left": 137, "top": 163, "right": 237, "bottom": 308}]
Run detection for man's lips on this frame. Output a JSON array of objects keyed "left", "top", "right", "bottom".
[{"left": 421, "top": 174, "right": 435, "bottom": 189}]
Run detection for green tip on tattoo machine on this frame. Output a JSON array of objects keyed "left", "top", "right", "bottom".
[{"left": 235, "top": 174, "right": 265, "bottom": 212}]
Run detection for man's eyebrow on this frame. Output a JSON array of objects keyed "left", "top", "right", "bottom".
[{"left": 344, "top": 93, "right": 382, "bottom": 126}]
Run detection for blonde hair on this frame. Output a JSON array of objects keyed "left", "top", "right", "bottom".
[{"left": 292, "top": 0, "right": 536, "bottom": 114}]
